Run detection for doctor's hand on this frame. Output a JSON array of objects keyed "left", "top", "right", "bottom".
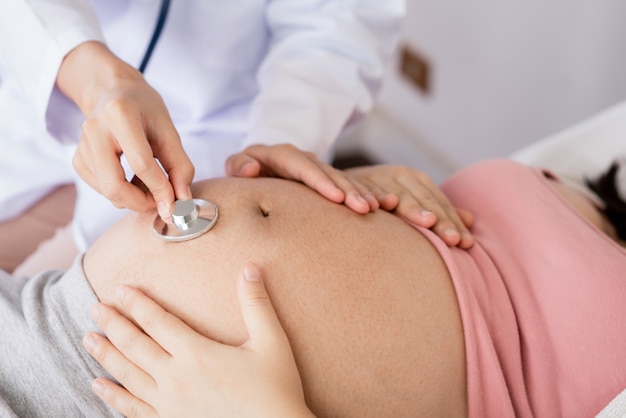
[
  {"left": 57, "top": 41, "right": 194, "bottom": 219},
  {"left": 83, "top": 263, "right": 314, "bottom": 418},
  {"left": 345, "top": 165, "right": 474, "bottom": 249},
  {"left": 226, "top": 144, "right": 379, "bottom": 214}
]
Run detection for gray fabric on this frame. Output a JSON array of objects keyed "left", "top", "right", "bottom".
[
  {"left": 0, "top": 255, "right": 121, "bottom": 417},
  {"left": 597, "top": 388, "right": 626, "bottom": 418}
]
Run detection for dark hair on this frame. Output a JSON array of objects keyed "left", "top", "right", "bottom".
[{"left": 586, "top": 161, "right": 626, "bottom": 241}]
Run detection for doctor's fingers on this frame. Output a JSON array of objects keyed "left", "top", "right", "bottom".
[
  {"left": 227, "top": 144, "right": 377, "bottom": 213},
  {"left": 111, "top": 115, "right": 187, "bottom": 218},
  {"left": 343, "top": 174, "right": 399, "bottom": 211},
  {"left": 309, "top": 157, "right": 379, "bottom": 213},
  {"left": 350, "top": 167, "right": 473, "bottom": 248},
  {"left": 393, "top": 174, "right": 474, "bottom": 249},
  {"left": 76, "top": 117, "right": 169, "bottom": 213},
  {"left": 143, "top": 118, "right": 195, "bottom": 203},
  {"left": 72, "top": 138, "right": 154, "bottom": 213},
  {"left": 456, "top": 208, "right": 475, "bottom": 229}
]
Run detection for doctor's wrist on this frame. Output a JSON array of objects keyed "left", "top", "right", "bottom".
[{"left": 57, "top": 41, "right": 143, "bottom": 115}]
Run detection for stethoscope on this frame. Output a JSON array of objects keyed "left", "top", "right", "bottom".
[
  {"left": 141, "top": 0, "right": 220, "bottom": 242},
  {"left": 138, "top": 0, "right": 171, "bottom": 74},
  {"left": 153, "top": 198, "right": 219, "bottom": 242}
]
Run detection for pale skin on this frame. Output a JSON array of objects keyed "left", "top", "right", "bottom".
[
  {"left": 85, "top": 264, "right": 315, "bottom": 418},
  {"left": 56, "top": 41, "right": 473, "bottom": 246},
  {"left": 82, "top": 164, "right": 622, "bottom": 417}
]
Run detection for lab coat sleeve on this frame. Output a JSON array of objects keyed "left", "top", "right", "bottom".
[
  {"left": 0, "top": 0, "right": 104, "bottom": 136},
  {"left": 242, "top": 0, "right": 405, "bottom": 162}
]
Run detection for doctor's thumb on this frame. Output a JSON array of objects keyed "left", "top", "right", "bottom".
[{"left": 225, "top": 152, "right": 261, "bottom": 178}]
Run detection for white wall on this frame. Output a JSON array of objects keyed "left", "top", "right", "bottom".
[{"left": 339, "top": 0, "right": 626, "bottom": 182}]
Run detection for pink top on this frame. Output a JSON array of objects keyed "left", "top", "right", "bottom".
[{"left": 420, "top": 159, "right": 626, "bottom": 417}]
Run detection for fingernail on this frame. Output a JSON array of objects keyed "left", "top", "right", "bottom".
[
  {"left": 364, "top": 194, "right": 379, "bottom": 210},
  {"left": 92, "top": 380, "right": 105, "bottom": 396},
  {"left": 157, "top": 201, "right": 170, "bottom": 219},
  {"left": 420, "top": 210, "right": 434, "bottom": 217},
  {"left": 236, "top": 160, "right": 256, "bottom": 176},
  {"left": 89, "top": 305, "right": 100, "bottom": 322},
  {"left": 186, "top": 186, "right": 193, "bottom": 199},
  {"left": 83, "top": 334, "right": 96, "bottom": 352},
  {"left": 116, "top": 286, "right": 126, "bottom": 303},
  {"left": 240, "top": 160, "right": 252, "bottom": 172},
  {"left": 243, "top": 265, "right": 261, "bottom": 282},
  {"left": 443, "top": 227, "right": 457, "bottom": 236}
]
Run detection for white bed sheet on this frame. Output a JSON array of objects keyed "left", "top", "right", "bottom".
[{"left": 511, "top": 100, "right": 626, "bottom": 196}]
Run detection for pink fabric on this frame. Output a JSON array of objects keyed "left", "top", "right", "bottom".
[{"left": 420, "top": 159, "right": 626, "bottom": 418}]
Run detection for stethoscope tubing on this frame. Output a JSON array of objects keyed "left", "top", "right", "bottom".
[{"left": 138, "top": 0, "right": 171, "bottom": 73}]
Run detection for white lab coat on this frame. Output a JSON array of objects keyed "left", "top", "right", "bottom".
[{"left": 0, "top": 0, "right": 404, "bottom": 249}]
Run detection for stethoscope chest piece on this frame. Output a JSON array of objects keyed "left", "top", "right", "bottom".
[{"left": 153, "top": 198, "right": 218, "bottom": 242}]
